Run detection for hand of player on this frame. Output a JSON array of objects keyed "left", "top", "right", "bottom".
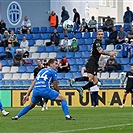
[{"left": 22, "top": 95, "right": 29, "bottom": 105}]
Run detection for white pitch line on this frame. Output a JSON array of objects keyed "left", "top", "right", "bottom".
[{"left": 47, "top": 123, "right": 132, "bottom": 133}]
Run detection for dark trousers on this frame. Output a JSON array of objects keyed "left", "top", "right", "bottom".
[{"left": 90, "top": 91, "right": 98, "bottom": 106}]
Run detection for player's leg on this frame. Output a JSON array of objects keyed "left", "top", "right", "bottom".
[
  {"left": 44, "top": 98, "right": 49, "bottom": 110},
  {"left": 0, "top": 100, "right": 9, "bottom": 116},
  {"left": 131, "top": 93, "right": 133, "bottom": 107},
  {"left": 121, "top": 92, "right": 128, "bottom": 108}
]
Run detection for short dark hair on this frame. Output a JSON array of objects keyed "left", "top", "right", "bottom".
[{"left": 48, "top": 59, "right": 57, "bottom": 66}]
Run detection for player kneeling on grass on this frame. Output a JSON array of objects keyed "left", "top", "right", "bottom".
[
  {"left": 0, "top": 100, "right": 9, "bottom": 116},
  {"left": 12, "top": 59, "right": 75, "bottom": 120},
  {"left": 120, "top": 65, "right": 133, "bottom": 108}
]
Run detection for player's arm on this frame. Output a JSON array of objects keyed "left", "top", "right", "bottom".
[{"left": 53, "top": 81, "right": 60, "bottom": 92}]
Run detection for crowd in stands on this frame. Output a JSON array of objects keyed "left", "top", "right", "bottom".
[{"left": 0, "top": 6, "right": 133, "bottom": 88}]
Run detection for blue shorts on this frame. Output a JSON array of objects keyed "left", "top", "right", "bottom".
[{"left": 31, "top": 87, "right": 59, "bottom": 104}]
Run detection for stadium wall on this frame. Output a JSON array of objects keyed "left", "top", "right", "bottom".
[{"left": 0, "top": 89, "right": 131, "bottom": 107}]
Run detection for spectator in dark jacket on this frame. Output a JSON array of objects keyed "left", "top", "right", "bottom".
[
  {"left": 0, "top": 30, "right": 9, "bottom": 48},
  {"left": 61, "top": 6, "right": 69, "bottom": 24},
  {"left": 123, "top": 6, "right": 133, "bottom": 25},
  {"left": 0, "top": 19, "right": 6, "bottom": 34},
  {"left": 13, "top": 51, "right": 23, "bottom": 66},
  {"left": 106, "top": 55, "right": 118, "bottom": 72},
  {"left": 73, "top": 8, "right": 80, "bottom": 25}
]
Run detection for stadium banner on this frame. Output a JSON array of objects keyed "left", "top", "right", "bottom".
[
  {"left": 12, "top": 90, "right": 131, "bottom": 107},
  {"left": 0, "top": 90, "right": 11, "bottom": 107}
]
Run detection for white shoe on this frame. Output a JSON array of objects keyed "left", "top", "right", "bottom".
[
  {"left": 45, "top": 105, "right": 48, "bottom": 110},
  {"left": 131, "top": 105, "right": 133, "bottom": 107},
  {"left": 2, "top": 110, "right": 9, "bottom": 116},
  {"left": 91, "top": 106, "right": 94, "bottom": 107},
  {"left": 41, "top": 107, "right": 45, "bottom": 111},
  {"left": 120, "top": 104, "right": 124, "bottom": 108}
]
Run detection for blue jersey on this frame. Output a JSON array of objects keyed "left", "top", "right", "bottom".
[
  {"left": 34, "top": 68, "right": 57, "bottom": 89},
  {"left": 122, "top": 43, "right": 129, "bottom": 57}
]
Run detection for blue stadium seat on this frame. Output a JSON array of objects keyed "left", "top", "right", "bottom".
[
  {"left": 116, "top": 51, "right": 122, "bottom": 58},
  {"left": 115, "top": 57, "right": 121, "bottom": 64},
  {"left": 121, "top": 58, "right": 129, "bottom": 65},
  {"left": 14, "top": 80, "right": 23, "bottom": 85},
  {"left": 32, "top": 27, "right": 39, "bottom": 34},
  {"left": 82, "top": 52, "right": 90, "bottom": 58},
  {"left": 32, "top": 34, "right": 41, "bottom": 40},
  {"left": 123, "top": 24, "right": 131, "bottom": 31},
  {"left": 56, "top": 52, "right": 65, "bottom": 59},
  {"left": 8, "top": 27, "right": 15, "bottom": 32},
  {"left": 69, "top": 59, "right": 76, "bottom": 65},
  {"left": 64, "top": 73, "right": 73, "bottom": 79},
  {"left": 39, "top": 27, "right": 47, "bottom": 33},
  {"left": 18, "top": 66, "right": 27, "bottom": 73},
  {"left": 73, "top": 73, "right": 82, "bottom": 78},
  {"left": 98, "top": 26, "right": 104, "bottom": 30},
  {"left": 47, "top": 27, "right": 55, "bottom": 33},
  {"left": 75, "top": 32, "right": 82, "bottom": 39},
  {"left": 28, "top": 40, "right": 35, "bottom": 46},
  {"left": 74, "top": 52, "right": 82, "bottom": 58},
  {"left": 23, "top": 80, "right": 31, "bottom": 85},
  {"left": 79, "top": 45, "right": 88, "bottom": 52},
  {"left": 37, "top": 46, "right": 46, "bottom": 53},
  {"left": 78, "top": 38, "right": 85, "bottom": 45},
  {"left": 70, "top": 65, "right": 79, "bottom": 72},
  {"left": 59, "top": 33, "right": 65, "bottom": 39},
  {"left": 54, "top": 46, "right": 59, "bottom": 52},
  {"left": 58, "top": 80, "right": 67, "bottom": 86},
  {"left": 68, "top": 33, "right": 74, "bottom": 39},
  {"left": 82, "top": 32, "right": 90, "bottom": 39},
  {"left": 5, "top": 80, "right": 14, "bottom": 85},
  {"left": 66, "top": 52, "right": 74, "bottom": 59},
  {"left": 45, "top": 46, "right": 54, "bottom": 52},
  {"left": 76, "top": 59, "right": 85, "bottom": 65},
  {"left": 104, "top": 32, "right": 108, "bottom": 38},
  {"left": 17, "top": 34, "right": 25, "bottom": 40},
  {"left": 115, "top": 25, "right": 122, "bottom": 31},
  {"left": 41, "top": 33, "right": 50, "bottom": 40},
  {"left": 57, "top": 73, "right": 65, "bottom": 80},
  {"left": 124, "top": 65, "right": 130, "bottom": 72},
  {"left": 15, "top": 27, "right": 20, "bottom": 34},
  {"left": 26, "top": 66, "right": 35, "bottom": 73},
  {"left": 32, "top": 60, "right": 37, "bottom": 66},
  {"left": 25, "top": 34, "right": 33, "bottom": 40},
  {"left": 1, "top": 60, "right": 9, "bottom": 66},
  {"left": 113, "top": 79, "right": 120, "bottom": 84},
  {"left": 0, "top": 80, "right": 5, "bottom": 85},
  {"left": 57, "top": 27, "right": 63, "bottom": 33},
  {"left": 0, "top": 74, "right": 3, "bottom": 80},
  {"left": 130, "top": 58, "right": 133, "bottom": 65},
  {"left": 84, "top": 38, "right": 93, "bottom": 45},
  {"left": 0, "top": 47, "right": 4, "bottom": 54},
  {"left": 91, "top": 32, "right": 97, "bottom": 39}
]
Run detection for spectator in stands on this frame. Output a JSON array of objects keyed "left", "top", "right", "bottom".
[
  {"left": 122, "top": 38, "right": 130, "bottom": 58},
  {"left": 0, "top": 30, "right": 9, "bottom": 49},
  {"left": 106, "top": 55, "right": 118, "bottom": 72},
  {"left": 0, "top": 62, "right": 2, "bottom": 70},
  {"left": 8, "top": 30, "right": 19, "bottom": 47},
  {"left": 105, "top": 26, "right": 118, "bottom": 47},
  {"left": 119, "top": 72, "right": 127, "bottom": 88},
  {"left": 88, "top": 16, "right": 97, "bottom": 32},
  {"left": 48, "top": 11, "right": 58, "bottom": 27},
  {"left": 60, "top": 6, "right": 69, "bottom": 25},
  {"left": 19, "top": 16, "right": 31, "bottom": 34},
  {"left": 78, "top": 18, "right": 88, "bottom": 32},
  {"left": 128, "top": 39, "right": 133, "bottom": 58},
  {"left": 58, "top": 55, "right": 70, "bottom": 73},
  {"left": 98, "top": 55, "right": 106, "bottom": 72},
  {"left": 117, "top": 27, "right": 126, "bottom": 44},
  {"left": 59, "top": 35, "right": 71, "bottom": 52},
  {"left": 73, "top": 8, "right": 80, "bottom": 25},
  {"left": 102, "top": 16, "right": 114, "bottom": 32},
  {"left": 0, "top": 19, "right": 6, "bottom": 34},
  {"left": 123, "top": 6, "right": 133, "bottom": 25},
  {"left": 13, "top": 50, "right": 23, "bottom": 66},
  {"left": 69, "top": 38, "right": 79, "bottom": 52},
  {"left": 5, "top": 44, "right": 14, "bottom": 59},
  {"left": 128, "top": 26, "right": 133, "bottom": 41},
  {"left": 43, "top": 59, "right": 48, "bottom": 68},
  {"left": 50, "top": 28, "right": 60, "bottom": 46}
]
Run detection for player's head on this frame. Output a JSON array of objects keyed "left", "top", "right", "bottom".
[
  {"left": 48, "top": 59, "right": 58, "bottom": 70},
  {"left": 36, "top": 59, "right": 42, "bottom": 67},
  {"left": 97, "top": 29, "right": 104, "bottom": 40},
  {"left": 130, "top": 65, "right": 133, "bottom": 72}
]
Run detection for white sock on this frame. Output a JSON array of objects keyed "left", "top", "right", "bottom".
[{"left": 66, "top": 115, "right": 70, "bottom": 118}]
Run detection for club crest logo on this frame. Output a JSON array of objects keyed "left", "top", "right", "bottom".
[{"left": 7, "top": 1, "right": 22, "bottom": 25}]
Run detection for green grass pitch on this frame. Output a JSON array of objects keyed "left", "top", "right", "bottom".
[{"left": 0, "top": 107, "right": 133, "bottom": 133}]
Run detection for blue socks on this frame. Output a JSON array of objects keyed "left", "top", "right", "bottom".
[
  {"left": 61, "top": 100, "right": 69, "bottom": 116},
  {"left": 17, "top": 105, "right": 32, "bottom": 118},
  {"left": 0, "top": 100, "right": 4, "bottom": 111}
]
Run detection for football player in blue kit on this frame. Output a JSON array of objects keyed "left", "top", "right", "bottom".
[{"left": 12, "top": 59, "right": 75, "bottom": 120}]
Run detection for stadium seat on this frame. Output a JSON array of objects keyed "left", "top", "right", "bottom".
[
  {"left": 59, "top": 33, "right": 65, "bottom": 39},
  {"left": 91, "top": 32, "right": 97, "bottom": 38},
  {"left": 0, "top": 80, "right": 5, "bottom": 85},
  {"left": 8, "top": 27, "right": 15, "bottom": 32},
  {"left": 43, "top": 39, "right": 51, "bottom": 45},
  {"left": 23, "top": 80, "right": 31, "bottom": 85},
  {"left": 109, "top": 72, "right": 119, "bottom": 79},
  {"left": 31, "top": 27, "right": 39, "bottom": 33},
  {"left": 53, "top": 46, "right": 59, "bottom": 52},
  {"left": 106, "top": 45, "right": 114, "bottom": 51},
  {"left": 0, "top": 74, "right": 4, "bottom": 80},
  {"left": 123, "top": 24, "right": 131, "bottom": 31},
  {"left": 121, "top": 58, "right": 129, "bottom": 65},
  {"left": 37, "top": 46, "right": 46, "bottom": 53},
  {"left": 25, "top": 34, "right": 33, "bottom": 40},
  {"left": 28, "top": 40, "right": 35, "bottom": 46},
  {"left": 10, "top": 66, "right": 19, "bottom": 73},
  {"left": 41, "top": 33, "right": 50, "bottom": 40},
  {"left": 70, "top": 65, "right": 79, "bottom": 72},
  {"left": 48, "top": 53, "right": 57, "bottom": 59},
  {"left": 77, "top": 38, "right": 85, "bottom": 45},
  {"left": 4, "top": 80, "right": 14, "bottom": 85},
  {"left": 29, "top": 46, "right": 38, "bottom": 53},
  {"left": 32, "top": 34, "right": 41, "bottom": 40},
  {"left": 79, "top": 45, "right": 88, "bottom": 52},
  {"left": 75, "top": 32, "right": 82, "bottom": 39},
  {"left": 17, "top": 34, "right": 24, "bottom": 40},
  {"left": 73, "top": 73, "right": 82, "bottom": 78},
  {"left": 56, "top": 52, "right": 65, "bottom": 59},
  {"left": 21, "top": 73, "right": 30, "bottom": 80},
  {"left": 39, "top": 27, "right": 47, "bottom": 33},
  {"left": 84, "top": 38, "right": 93, "bottom": 45},
  {"left": 40, "top": 53, "right": 49, "bottom": 59},
  {"left": 69, "top": 59, "right": 76, "bottom": 65},
  {"left": 1, "top": 60, "right": 9, "bottom": 66},
  {"left": 35, "top": 40, "right": 44, "bottom": 46},
  {"left": 47, "top": 27, "right": 55, "bottom": 33},
  {"left": 1, "top": 67, "right": 10, "bottom": 73},
  {"left": 115, "top": 25, "right": 122, "bottom": 31},
  {"left": 14, "top": 80, "right": 23, "bottom": 85},
  {"left": 64, "top": 73, "right": 73, "bottom": 79},
  {"left": 31, "top": 53, "right": 40, "bottom": 59},
  {"left": 113, "top": 79, "right": 120, "bottom": 85},
  {"left": 66, "top": 52, "right": 74, "bottom": 59},
  {"left": 29, "top": 73, "right": 34, "bottom": 80},
  {"left": 15, "top": 27, "right": 20, "bottom": 34},
  {"left": 130, "top": 58, "right": 133, "bottom": 65},
  {"left": 82, "top": 51, "right": 90, "bottom": 58},
  {"left": 124, "top": 65, "right": 130, "bottom": 72},
  {"left": 68, "top": 33, "right": 74, "bottom": 39},
  {"left": 103, "top": 79, "right": 112, "bottom": 86},
  {"left": 45, "top": 46, "right": 54, "bottom": 52},
  {"left": 57, "top": 73, "right": 65, "bottom": 80},
  {"left": 57, "top": 27, "right": 63, "bottom": 33},
  {"left": 100, "top": 72, "right": 109, "bottom": 79},
  {"left": 3, "top": 73, "right": 12, "bottom": 80},
  {"left": 76, "top": 58, "right": 85, "bottom": 65},
  {"left": 104, "top": 32, "right": 109, "bottom": 38},
  {"left": 0, "top": 47, "right": 4, "bottom": 53},
  {"left": 82, "top": 32, "right": 90, "bottom": 39},
  {"left": 116, "top": 51, "right": 122, "bottom": 58},
  {"left": 27, "top": 66, "right": 35, "bottom": 73},
  {"left": 74, "top": 52, "right": 82, "bottom": 58},
  {"left": 115, "top": 58, "right": 121, "bottom": 64},
  {"left": 18, "top": 66, "right": 27, "bottom": 73}
]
